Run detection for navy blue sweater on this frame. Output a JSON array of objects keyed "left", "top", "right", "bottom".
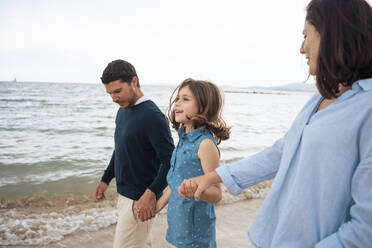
[{"left": 101, "top": 100, "right": 174, "bottom": 200}]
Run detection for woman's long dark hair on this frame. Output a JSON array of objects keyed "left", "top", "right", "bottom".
[
  {"left": 168, "top": 78, "right": 230, "bottom": 144},
  {"left": 306, "top": 0, "right": 372, "bottom": 98}
]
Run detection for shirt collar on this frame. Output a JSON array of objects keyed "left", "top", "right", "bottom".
[
  {"left": 134, "top": 96, "right": 149, "bottom": 106},
  {"left": 334, "top": 78, "right": 372, "bottom": 104},
  {"left": 357, "top": 78, "right": 372, "bottom": 91}
]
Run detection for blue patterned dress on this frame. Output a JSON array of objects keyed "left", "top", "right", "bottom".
[{"left": 166, "top": 127, "right": 218, "bottom": 248}]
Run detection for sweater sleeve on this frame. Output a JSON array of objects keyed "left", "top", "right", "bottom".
[
  {"left": 101, "top": 150, "right": 115, "bottom": 185},
  {"left": 145, "top": 112, "right": 175, "bottom": 195}
]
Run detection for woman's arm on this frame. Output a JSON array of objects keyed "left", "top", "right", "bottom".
[
  {"left": 179, "top": 135, "right": 285, "bottom": 200},
  {"left": 179, "top": 171, "right": 222, "bottom": 201},
  {"left": 155, "top": 186, "right": 171, "bottom": 213}
]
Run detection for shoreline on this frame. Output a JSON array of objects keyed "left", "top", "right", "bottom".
[
  {"left": 1, "top": 182, "right": 270, "bottom": 247},
  {"left": 8, "top": 198, "right": 263, "bottom": 248}
]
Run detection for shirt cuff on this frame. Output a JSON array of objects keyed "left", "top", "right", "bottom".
[
  {"left": 216, "top": 165, "right": 244, "bottom": 195},
  {"left": 315, "top": 233, "right": 343, "bottom": 248},
  {"left": 148, "top": 183, "right": 161, "bottom": 196},
  {"left": 101, "top": 174, "right": 112, "bottom": 186}
]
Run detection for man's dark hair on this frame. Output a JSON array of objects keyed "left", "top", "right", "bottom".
[
  {"left": 306, "top": 0, "right": 372, "bottom": 98},
  {"left": 101, "top": 59, "right": 140, "bottom": 87}
]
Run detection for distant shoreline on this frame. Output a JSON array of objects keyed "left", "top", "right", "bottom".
[
  {"left": 0, "top": 80, "right": 316, "bottom": 94},
  {"left": 224, "top": 90, "right": 288, "bottom": 95}
]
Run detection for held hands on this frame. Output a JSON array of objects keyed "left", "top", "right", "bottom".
[
  {"left": 136, "top": 189, "right": 156, "bottom": 222},
  {"left": 178, "top": 179, "right": 198, "bottom": 199},
  {"left": 178, "top": 175, "right": 213, "bottom": 201}
]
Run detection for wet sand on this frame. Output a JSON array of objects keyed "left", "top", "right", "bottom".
[{"left": 8, "top": 198, "right": 263, "bottom": 248}]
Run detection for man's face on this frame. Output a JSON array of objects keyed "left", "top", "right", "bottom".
[{"left": 105, "top": 80, "right": 137, "bottom": 109}]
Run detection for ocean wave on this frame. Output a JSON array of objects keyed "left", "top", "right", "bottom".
[
  {"left": 0, "top": 169, "right": 99, "bottom": 187},
  {"left": 0, "top": 127, "right": 103, "bottom": 135},
  {"left": 94, "top": 126, "right": 109, "bottom": 131},
  {"left": 0, "top": 207, "right": 117, "bottom": 245},
  {"left": 0, "top": 182, "right": 271, "bottom": 246},
  {"left": 0, "top": 127, "right": 107, "bottom": 137},
  {"left": 219, "top": 146, "right": 241, "bottom": 152},
  {"left": 0, "top": 191, "right": 117, "bottom": 245},
  {"left": 0, "top": 127, "right": 32, "bottom": 132},
  {"left": 220, "top": 157, "right": 245, "bottom": 164},
  {"left": 38, "top": 128, "right": 93, "bottom": 134},
  {"left": 0, "top": 161, "right": 103, "bottom": 189},
  {"left": 0, "top": 98, "right": 48, "bottom": 103}
]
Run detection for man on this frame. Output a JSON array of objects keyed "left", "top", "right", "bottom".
[{"left": 94, "top": 59, "right": 174, "bottom": 248}]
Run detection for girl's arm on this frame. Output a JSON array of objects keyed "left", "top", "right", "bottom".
[
  {"left": 155, "top": 186, "right": 171, "bottom": 213},
  {"left": 180, "top": 138, "right": 222, "bottom": 203}
]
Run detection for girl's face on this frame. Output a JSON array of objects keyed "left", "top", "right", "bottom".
[
  {"left": 300, "top": 21, "right": 321, "bottom": 76},
  {"left": 174, "top": 86, "right": 199, "bottom": 130}
]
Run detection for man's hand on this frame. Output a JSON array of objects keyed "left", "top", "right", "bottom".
[
  {"left": 136, "top": 189, "right": 156, "bottom": 222},
  {"left": 94, "top": 181, "right": 108, "bottom": 201}
]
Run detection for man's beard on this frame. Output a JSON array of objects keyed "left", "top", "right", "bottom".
[
  {"left": 127, "top": 93, "right": 136, "bottom": 107},
  {"left": 119, "top": 90, "right": 137, "bottom": 108}
]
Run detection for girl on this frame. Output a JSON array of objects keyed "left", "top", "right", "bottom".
[{"left": 156, "top": 78, "right": 230, "bottom": 248}]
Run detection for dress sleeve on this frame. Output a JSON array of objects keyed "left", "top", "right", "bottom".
[{"left": 216, "top": 136, "right": 285, "bottom": 195}]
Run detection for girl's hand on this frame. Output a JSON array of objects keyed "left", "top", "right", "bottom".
[
  {"left": 178, "top": 179, "right": 198, "bottom": 199},
  {"left": 178, "top": 172, "right": 223, "bottom": 201},
  {"left": 178, "top": 173, "right": 218, "bottom": 200}
]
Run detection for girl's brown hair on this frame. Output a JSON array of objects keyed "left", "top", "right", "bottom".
[
  {"left": 167, "top": 78, "right": 230, "bottom": 144},
  {"left": 306, "top": 0, "right": 372, "bottom": 98}
]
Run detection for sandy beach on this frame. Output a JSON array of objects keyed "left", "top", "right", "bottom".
[
  {"left": 5, "top": 197, "right": 263, "bottom": 248},
  {"left": 1, "top": 182, "right": 270, "bottom": 247}
]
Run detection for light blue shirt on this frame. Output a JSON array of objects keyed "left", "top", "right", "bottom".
[{"left": 217, "top": 78, "right": 372, "bottom": 248}]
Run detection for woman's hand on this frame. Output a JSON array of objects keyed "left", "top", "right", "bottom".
[
  {"left": 178, "top": 179, "right": 198, "bottom": 199},
  {"left": 178, "top": 172, "right": 222, "bottom": 201}
]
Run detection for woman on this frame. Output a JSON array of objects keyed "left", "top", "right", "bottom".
[{"left": 178, "top": 0, "right": 372, "bottom": 247}]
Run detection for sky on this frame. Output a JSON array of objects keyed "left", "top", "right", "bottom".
[{"left": 0, "top": 0, "right": 340, "bottom": 87}]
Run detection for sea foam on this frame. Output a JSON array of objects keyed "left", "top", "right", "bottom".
[
  {"left": 0, "top": 207, "right": 117, "bottom": 245},
  {"left": 0, "top": 182, "right": 270, "bottom": 246}
]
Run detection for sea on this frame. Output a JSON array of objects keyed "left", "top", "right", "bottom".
[{"left": 0, "top": 81, "right": 315, "bottom": 245}]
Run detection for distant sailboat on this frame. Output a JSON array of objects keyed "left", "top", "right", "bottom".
[{"left": 13, "top": 77, "right": 17, "bottom": 83}]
